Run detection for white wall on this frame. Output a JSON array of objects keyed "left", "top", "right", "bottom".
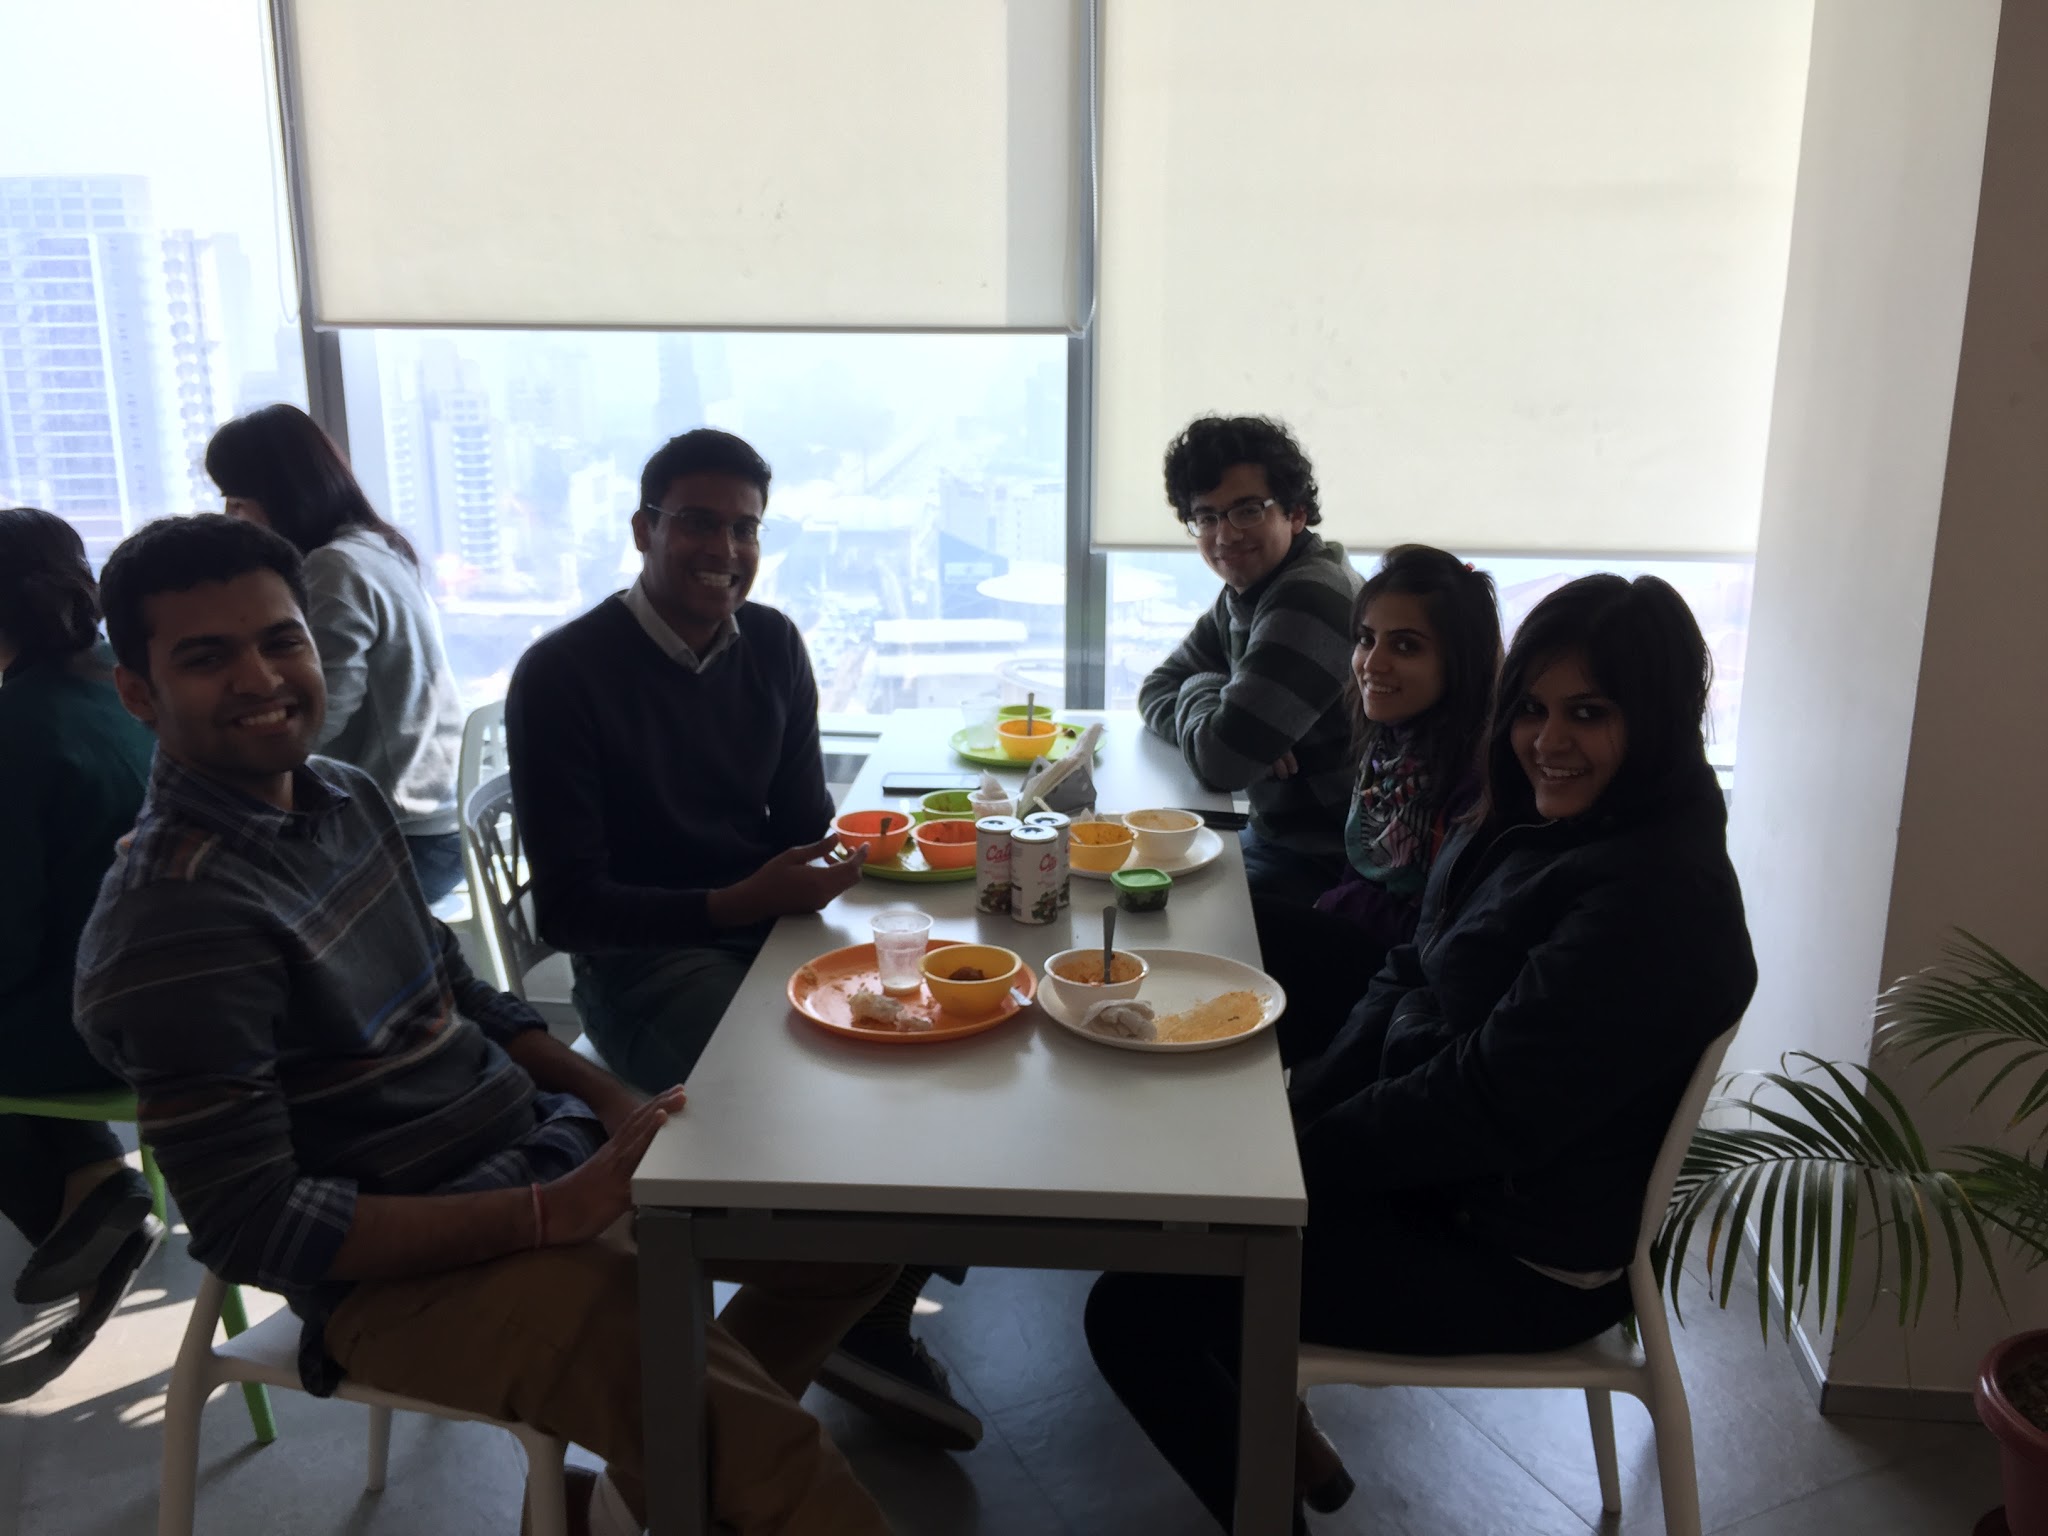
[
  {"left": 1831, "top": 0, "right": 2048, "bottom": 1394},
  {"left": 1727, "top": 0, "right": 2048, "bottom": 1401}
]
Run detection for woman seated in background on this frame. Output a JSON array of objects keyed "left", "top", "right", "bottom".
[
  {"left": 1256, "top": 545, "right": 1501, "bottom": 1064},
  {"left": 1087, "top": 574, "right": 1758, "bottom": 1533},
  {"left": 0, "top": 509, "right": 162, "bottom": 1390},
  {"left": 208, "top": 404, "right": 467, "bottom": 901}
]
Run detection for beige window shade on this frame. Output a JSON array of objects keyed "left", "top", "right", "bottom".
[
  {"left": 283, "top": 0, "right": 1081, "bottom": 331},
  {"left": 1095, "top": 1, "right": 1812, "bottom": 554}
]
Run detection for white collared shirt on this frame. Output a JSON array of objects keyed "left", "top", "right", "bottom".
[{"left": 621, "top": 578, "right": 741, "bottom": 674}]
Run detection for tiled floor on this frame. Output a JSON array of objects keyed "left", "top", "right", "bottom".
[{"left": 0, "top": 1209, "right": 2002, "bottom": 1535}]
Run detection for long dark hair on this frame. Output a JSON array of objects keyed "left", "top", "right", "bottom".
[
  {"left": 1479, "top": 574, "right": 1713, "bottom": 827},
  {"left": 0, "top": 506, "right": 101, "bottom": 666},
  {"left": 1348, "top": 545, "right": 1502, "bottom": 804},
  {"left": 205, "top": 403, "right": 418, "bottom": 568}
]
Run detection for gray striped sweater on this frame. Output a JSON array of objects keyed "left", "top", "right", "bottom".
[{"left": 1139, "top": 533, "right": 1362, "bottom": 858}]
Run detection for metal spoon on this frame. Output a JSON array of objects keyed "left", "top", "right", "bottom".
[{"left": 1101, "top": 904, "right": 1117, "bottom": 985}]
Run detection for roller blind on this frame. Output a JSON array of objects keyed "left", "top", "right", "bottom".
[
  {"left": 1094, "top": 1, "right": 1812, "bottom": 553},
  {"left": 283, "top": 0, "right": 1082, "bottom": 331}
]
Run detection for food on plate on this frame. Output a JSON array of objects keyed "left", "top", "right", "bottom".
[
  {"left": 1052, "top": 951, "right": 1145, "bottom": 986},
  {"left": 849, "top": 988, "right": 933, "bottom": 1031},
  {"left": 796, "top": 965, "right": 820, "bottom": 988},
  {"left": 1154, "top": 990, "right": 1266, "bottom": 1044},
  {"left": 1083, "top": 999, "right": 1157, "bottom": 1041},
  {"left": 947, "top": 965, "right": 989, "bottom": 981}
]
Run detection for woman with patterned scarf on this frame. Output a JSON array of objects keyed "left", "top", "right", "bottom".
[{"left": 1255, "top": 545, "right": 1503, "bottom": 1067}]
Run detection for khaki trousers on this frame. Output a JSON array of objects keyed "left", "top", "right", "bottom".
[{"left": 326, "top": 1233, "right": 895, "bottom": 1534}]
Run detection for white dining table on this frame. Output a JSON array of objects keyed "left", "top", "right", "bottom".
[{"left": 633, "top": 709, "right": 1307, "bottom": 1535}]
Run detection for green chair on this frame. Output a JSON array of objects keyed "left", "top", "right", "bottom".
[{"left": 0, "top": 1088, "right": 276, "bottom": 1443}]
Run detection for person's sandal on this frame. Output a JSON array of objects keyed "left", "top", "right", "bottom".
[
  {"left": 13, "top": 1167, "right": 154, "bottom": 1305},
  {"left": 1296, "top": 1397, "right": 1356, "bottom": 1514}
]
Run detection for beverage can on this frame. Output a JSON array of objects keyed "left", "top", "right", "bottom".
[
  {"left": 1009, "top": 824, "right": 1062, "bottom": 925},
  {"left": 974, "top": 816, "right": 1022, "bottom": 917},
  {"left": 1023, "top": 811, "right": 1072, "bottom": 909}
]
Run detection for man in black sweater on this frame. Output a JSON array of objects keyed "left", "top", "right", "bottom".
[{"left": 505, "top": 427, "right": 980, "bottom": 1451}]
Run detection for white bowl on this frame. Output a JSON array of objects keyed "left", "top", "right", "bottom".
[
  {"left": 1043, "top": 946, "right": 1150, "bottom": 1016},
  {"left": 1122, "top": 808, "right": 1205, "bottom": 864}
]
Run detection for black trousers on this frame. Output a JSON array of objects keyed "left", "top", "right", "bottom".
[
  {"left": 1252, "top": 899, "right": 1389, "bottom": 1069},
  {"left": 1084, "top": 1193, "right": 1632, "bottom": 1531}
]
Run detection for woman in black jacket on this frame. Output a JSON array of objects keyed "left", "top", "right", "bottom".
[{"left": 1085, "top": 575, "right": 1757, "bottom": 1531}]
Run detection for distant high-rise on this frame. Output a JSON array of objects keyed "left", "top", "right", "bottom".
[{"left": 0, "top": 175, "right": 233, "bottom": 563}]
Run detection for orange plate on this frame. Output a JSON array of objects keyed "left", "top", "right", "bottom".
[{"left": 788, "top": 940, "right": 1037, "bottom": 1044}]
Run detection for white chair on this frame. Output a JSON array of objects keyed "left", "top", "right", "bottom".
[
  {"left": 1296, "top": 1024, "right": 1741, "bottom": 1536},
  {"left": 160, "top": 1270, "right": 570, "bottom": 1536},
  {"left": 464, "top": 771, "right": 556, "bottom": 1001},
  {"left": 457, "top": 700, "right": 518, "bottom": 987}
]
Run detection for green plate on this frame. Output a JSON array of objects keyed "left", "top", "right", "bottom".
[
  {"left": 950, "top": 721, "right": 1103, "bottom": 769},
  {"left": 860, "top": 843, "right": 976, "bottom": 883}
]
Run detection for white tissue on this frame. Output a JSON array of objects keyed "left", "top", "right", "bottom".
[
  {"left": 979, "top": 771, "right": 1005, "bottom": 799},
  {"left": 1082, "top": 999, "right": 1157, "bottom": 1041}
]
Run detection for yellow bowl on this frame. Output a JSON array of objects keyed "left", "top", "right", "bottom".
[
  {"left": 921, "top": 944, "right": 1023, "bottom": 1016},
  {"left": 1070, "top": 820, "right": 1135, "bottom": 873},
  {"left": 996, "top": 717, "right": 1059, "bottom": 760}
]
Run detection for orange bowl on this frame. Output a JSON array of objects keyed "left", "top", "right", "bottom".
[
  {"left": 911, "top": 818, "right": 978, "bottom": 870},
  {"left": 832, "top": 809, "right": 912, "bottom": 861},
  {"left": 996, "top": 717, "right": 1059, "bottom": 760}
]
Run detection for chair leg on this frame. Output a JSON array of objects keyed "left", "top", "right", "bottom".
[
  {"left": 1584, "top": 1388, "right": 1622, "bottom": 1515},
  {"left": 139, "top": 1144, "right": 168, "bottom": 1226},
  {"left": 217, "top": 1284, "right": 278, "bottom": 1445},
  {"left": 517, "top": 1430, "right": 570, "bottom": 1536},
  {"left": 365, "top": 1404, "right": 393, "bottom": 1492},
  {"left": 1647, "top": 1387, "right": 1703, "bottom": 1536},
  {"left": 156, "top": 1358, "right": 209, "bottom": 1536}
]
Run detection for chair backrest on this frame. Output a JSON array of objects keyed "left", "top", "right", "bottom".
[
  {"left": 457, "top": 697, "right": 509, "bottom": 811},
  {"left": 463, "top": 772, "right": 554, "bottom": 999},
  {"left": 1632, "top": 1021, "right": 1742, "bottom": 1269}
]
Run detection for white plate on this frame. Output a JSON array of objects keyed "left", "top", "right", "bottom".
[
  {"left": 1039, "top": 948, "right": 1286, "bottom": 1053},
  {"left": 1070, "top": 824, "right": 1228, "bottom": 880}
]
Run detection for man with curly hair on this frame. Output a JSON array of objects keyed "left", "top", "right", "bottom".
[{"left": 1139, "top": 415, "right": 1362, "bottom": 903}]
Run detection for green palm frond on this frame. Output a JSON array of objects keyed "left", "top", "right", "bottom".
[
  {"left": 1951, "top": 1145, "right": 2048, "bottom": 1267},
  {"left": 1876, "top": 930, "right": 2048, "bottom": 1132},
  {"left": 1653, "top": 1053, "right": 2005, "bottom": 1340}
]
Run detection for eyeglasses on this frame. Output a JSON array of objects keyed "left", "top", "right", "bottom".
[
  {"left": 1180, "top": 497, "right": 1277, "bottom": 538},
  {"left": 644, "top": 506, "right": 763, "bottom": 547}
]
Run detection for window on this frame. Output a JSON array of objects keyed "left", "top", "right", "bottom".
[
  {"left": 338, "top": 329, "right": 1066, "bottom": 711},
  {"left": 1107, "top": 550, "right": 1751, "bottom": 767},
  {"left": 0, "top": 0, "right": 308, "bottom": 569}
]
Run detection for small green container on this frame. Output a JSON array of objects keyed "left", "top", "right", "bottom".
[{"left": 1111, "top": 867, "right": 1173, "bottom": 913}]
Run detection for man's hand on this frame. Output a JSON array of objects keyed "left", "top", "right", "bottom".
[
  {"left": 1271, "top": 751, "right": 1300, "bottom": 780},
  {"left": 538, "top": 1087, "right": 687, "bottom": 1247},
  {"left": 584, "top": 1077, "right": 651, "bottom": 1139},
  {"left": 706, "top": 835, "right": 867, "bottom": 929}
]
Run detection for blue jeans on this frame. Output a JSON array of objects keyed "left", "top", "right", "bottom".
[
  {"left": 1237, "top": 828, "right": 1344, "bottom": 908},
  {"left": 570, "top": 933, "right": 769, "bottom": 1094},
  {"left": 404, "top": 832, "right": 466, "bottom": 905}
]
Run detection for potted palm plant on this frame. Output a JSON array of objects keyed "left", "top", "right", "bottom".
[{"left": 1654, "top": 932, "right": 2048, "bottom": 1536}]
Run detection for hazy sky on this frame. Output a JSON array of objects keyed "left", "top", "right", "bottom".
[{"left": 1, "top": 0, "right": 298, "bottom": 329}]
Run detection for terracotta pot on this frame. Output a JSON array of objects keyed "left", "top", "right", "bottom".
[{"left": 1976, "top": 1331, "right": 2048, "bottom": 1536}]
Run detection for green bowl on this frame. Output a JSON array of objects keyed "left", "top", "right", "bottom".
[{"left": 914, "top": 789, "right": 977, "bottom": 824}]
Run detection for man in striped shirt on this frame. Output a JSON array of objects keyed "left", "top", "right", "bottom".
[
  {"left": 75, "top": 515, "right": 891, "bottom": 1536},
  {"left": 1139, "top": 415, "right": 1363, "bottom": 904}
]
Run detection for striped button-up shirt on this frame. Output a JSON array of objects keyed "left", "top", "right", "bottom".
[{"left": 75, "top": 752, "right": 602, "bottom": 1391}]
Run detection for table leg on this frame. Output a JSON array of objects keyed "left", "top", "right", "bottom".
[
  {"left": 640, "top": 1210, "right": 709, "bottom": 1536},
  {"left": 1234, "top": 1226, "right": 1303, "bottom": 1535}
]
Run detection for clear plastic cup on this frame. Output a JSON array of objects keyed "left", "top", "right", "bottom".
[{"left": 871, "top": 909, "right": 934, "bottom": 993}]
